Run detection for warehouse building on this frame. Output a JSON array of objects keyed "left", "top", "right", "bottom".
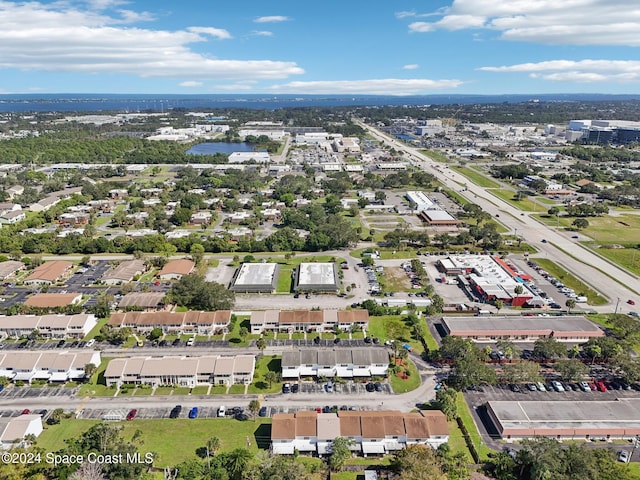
[
  {"left": 440, "top": 315, "right": 604, "bottom": 343},
  {"left": 293, "top": 262, "right": 339, "bottom": 293},
  {"left": 486, "top": 399, "right": 640, "bottom": 440},
  {"left": 230, "top": 262, "right": 280, "bottom": 293}
]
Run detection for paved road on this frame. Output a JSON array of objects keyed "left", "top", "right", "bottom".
[{"left": 356, "top": 120, "right": 640, "bottom": 309}]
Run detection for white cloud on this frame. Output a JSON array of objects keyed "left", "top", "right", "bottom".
[
  {"left": 254, "top": 15, "right": 290, "bottom": 23},
  {"left": 179, "top": 81, "right": 203, "bottom": 87},
  {"left": 269, "top": 78, "right": 463, "bottom": 95},
  {"left": 395, "top": 11, "right": 416, "bottom": 19},
  {"left": 251, "top": 30, "right": 273, "bottom": 37},
  {"left": 187, "top": 27, "right": 232, "bottom": 40},
  {"left": 403, "top": 64, "right": 419, "bottom": 70},
  {"left": 479, "top": 59, "right": 640, "bottom": 82},
  {"left": 0, "top": 1, "right": 304, "bottom": 80},
  {"left": 403, "top": 1, "right": 640, "bottom": 46}
]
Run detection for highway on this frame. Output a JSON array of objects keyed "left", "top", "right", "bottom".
[{"left": 356, "top": 120, "right": 640, "bottom": 310}]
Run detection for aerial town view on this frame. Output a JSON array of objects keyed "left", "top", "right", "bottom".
[{"left": 0, "top": 1, "right": 639, "bottom": 480}]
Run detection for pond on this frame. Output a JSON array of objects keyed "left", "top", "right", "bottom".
[{"left": 187, "top": 142, "right": 255, "bottom": 155}]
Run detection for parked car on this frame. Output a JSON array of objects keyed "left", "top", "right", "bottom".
[
  {"left": 21, "top": 409, "right": 30, "bottom": 415},
  {"left": 217, "top": 406, "right": 226, "bottom": 418},
  {"left": 258, "top": 407, "right": 267, "bottom": 417},
  {"left": 86, "top": 339, "right": 95, "bottom": 348},
  {"left": 169, "top": 405, "right": 182, "bottom": 419},
  {"left": 374, "top": 382, "right": 383, "bottom": 392},
  {"left": 509, "top": 384, "right": 521, "bottom": 393},
  {"left": 526, "top": 383, "right": 537, "bottom": 392},
  {"left": 282, "top": 383, "right": 291, "bottom": 394},
  {"left": 291, "top": 383, "right": 299, "bottom": 393},
  {"left": 536, "top": 382, "right": 546, "bottom": 392},
  {"left": 579, "top": 381, "right": 591, "bottom": 392},
  {"left": 365, "top": 383, "right": 375, "bottom": 392},
  {"left": 596, "top": 381, "right": 608, "bottom": 392},
  {"left": 188, "top": 407, "right": 199, "bottom": 419},
  {"left": 126, "top": 409, "right": 137, "bottom": 421},
  {"left": 186, "top": 337, "right": 195, "bottom": 347},
  {"left": 618, "top": 450, "right": 630, "bottom": 463}
]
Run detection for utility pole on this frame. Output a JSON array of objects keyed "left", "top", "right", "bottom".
[{"left": 614, "top": 297, "right": 620, "bottom": 315}]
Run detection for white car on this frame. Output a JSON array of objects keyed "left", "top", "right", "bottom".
[
  {"left": 186, "top": 337, "right": 195, "bottom": 347},
  {"left": 86, "top": 339, "right": 95, "bottom": 348},
  {"left": 618, "top": 450, "right": 630, "bottom": 463},
  {"left": 217, "top": 406, "right": 226, "bottom": 418},
  {"left": 551, "top": 380, "right": 565, "bottom": 392},
  {"left": 580, "top": 381, "right": 591, "bottom": 392}
]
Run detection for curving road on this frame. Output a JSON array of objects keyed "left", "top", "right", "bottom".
[{"left": 356, "top": 120, "right": 640, "bottom": 310}]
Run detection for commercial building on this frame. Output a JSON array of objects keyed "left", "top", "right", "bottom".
[
  {"left": 108, "top": 310, "right": 231, "bottom": 335},
  {"left": 0, "top": 350, "right": 101, "bottom": 384},
  {"left": 437, "top": 255, "right": 535, "bottom": 307},
  {"left": 271, "top": 410, "right": 449, "bottom": 455},
  {"left": 228, "top": 151, "right": 270, "bottom": 164},
  {"left": 23, "top": 261, "right": 73, "bottom": 285},
  {"left": 250, "top": 309, "right": 369, "bottom": 334},
  {"left": 281, "top": 348, "right": 388, "bottom": 379},
  {"left": 104, "top": 354, "right": 255, "bottom": 388},
  {"left": 102, "top": 260, "right": 146, "bottom": 285},
  {"left": 418, "top": 209, "right": 460, "bottom": 226},
  {"left": 293, "top": 263, "right": 339, "bottom": 293},
  {"left": 157, "top": 259, "right": 195, "bottom": 280},
  {"left": 440, "top": 315, "right": 604, "bottom": 343},
  {"left": 486, "top": 399, "right": 640, "bottom": 440},
  {"left": 230, "top": 263, "right": 280, "bottom": 293},
  {"left": 0, "top": 415, "right": 43, "bottom": 450},
  {"left": 0, "top": 314, "right": 97, "bottom": 339}
]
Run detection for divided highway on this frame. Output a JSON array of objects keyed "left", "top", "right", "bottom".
[{"left": 357, "top": 121, "right": 640, "bottom": 309}]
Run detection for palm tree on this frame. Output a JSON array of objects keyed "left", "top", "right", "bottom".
[
  {"left": 256, "top": 337, "right": 266, "bottom": 356},
  {"left": 225, "top": 448, "right": 253, "bottom": 480},
  {"left": 206, "top": 436, "right": 221, "bottom": 457},
  {"left": 565, "top": 298, "right": 576, "bottom": 313},
  {"left": 264, "top": 371, "right": 277, "bottom": 388},
  {"left": 513, "top": 285, "right": 524, "bottom": 305}
]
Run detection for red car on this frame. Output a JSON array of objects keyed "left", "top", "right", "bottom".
[
  {"left": 21, "top": 409, "right": 30, "bottom": 415},
  {"left": 596, "top": 381, "right": 608, "bottom": 392},
  {"left": 628, "top": 299, "right": 636, "bottom": 306},
  {"left": 126, "top": 409, "right": 137, "bottom": 421}
]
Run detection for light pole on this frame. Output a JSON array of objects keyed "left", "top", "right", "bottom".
[{"left": 615, "top": 297, "right": 620, "bottom": 315}]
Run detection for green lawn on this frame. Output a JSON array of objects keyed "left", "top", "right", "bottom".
[
  {"left": 37, "top": 418, "right": 273, "bottom": 467},
  {"left": 389, "top": 358, "right": 420, "bottom": 393},
  {"left": 366, "top": 315, "right": 425, "bottom": 353},
  {"left": 418, "top": 149, "right": 449, "bottom": 163},
  {"left": 228, "top": 384, "right": 246, "bottom": 394},
  {"left": 593, "top": 246, "right": 640, "bottom": 276},
  {"left": 489, "top": 188, "right": 544, "bottom": 212},
  {"left": 247, "top": 355, "right": 282, "bottom": 394},
  {"left": 82, "top": 317, "right": 109, "bottom": 341},
  {"left": 451, "top": 166, "right": 501, "bottom": 189},
  {"left": 531, "top": 257, "right": 608, "bottom": 306},
  {"left": 77, "top": 357, "right": 114, "bottom": 397},
  {"left": 190, "top": 386, "right": 209, "bottom": 395},
  {"left": 455, "top": 393, "right": 494, "bottom": 461}
]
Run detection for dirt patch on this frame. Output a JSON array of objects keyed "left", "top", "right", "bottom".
[{"left": 383, "top": 267, "right": 411, "bottom": 291}]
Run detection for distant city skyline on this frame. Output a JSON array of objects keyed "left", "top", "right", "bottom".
[{"left": 0, "top": 0, "right": 638, "bottom": 96}]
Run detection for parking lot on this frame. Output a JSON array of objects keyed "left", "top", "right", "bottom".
[{"left": 0, "top": 386, "right": 78, "bottom": 400}]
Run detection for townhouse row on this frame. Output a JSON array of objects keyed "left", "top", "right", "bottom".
[
  {"left": 108, "top": 310, "right": 231, "bottom": 336},
  {"left": 0, "top": 350, "right": 101, "bottom": 383},
  {"left": 271, "top": 410, "right": 449, "bottom": 456},
  {"left": 281, "top": 348, "right": 389, "bottom": 379},
  {"left": 250, "top": 309, "right": 369, "bottom": 334},
  {"left": 104, "top": 354, "right": 255, "bottom": 388}
]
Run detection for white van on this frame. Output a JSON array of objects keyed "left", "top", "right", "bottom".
[{"left": 575, "top": 296, "right": 588, "bottom": 303}]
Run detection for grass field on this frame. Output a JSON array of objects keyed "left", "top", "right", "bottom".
[
  {"left": 488, "top": 188, "right": 544, "bottom": 212},
  {"left": 247, "top": 355, "right": 282, "bottom": 394},
  {"left": 452, "top": 166, "right": 501, "bottom": 189},
  {"left": 36, "top": 418, "right": 273, "bottom": 467},
  {"left": 418, "top": 149, "right": 450, "bottom": 162},
  {"left": 366, "top": 315, "right": 437, "bottom": 354},
  {"left": 592, "top": 246, "right": 640, "bottom": 276},
  {"left": 531, "top": 257, "right": 608, "bottom": 306}
]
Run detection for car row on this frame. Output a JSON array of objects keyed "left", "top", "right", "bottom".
[{"left": 504, "top": 379, "right": 638, "bottom": 393}]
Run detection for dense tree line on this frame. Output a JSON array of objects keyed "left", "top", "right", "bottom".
[{"left": 561, "top": 145, "right": 640, "bottom": 164}]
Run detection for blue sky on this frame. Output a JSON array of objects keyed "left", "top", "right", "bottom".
[{"left": 0, "top": 0, "right": 638, "bottom": 95}]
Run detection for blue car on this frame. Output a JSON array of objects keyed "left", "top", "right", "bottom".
[{"left": 188, "top": 407, "right": 198, "bottom": 419}]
